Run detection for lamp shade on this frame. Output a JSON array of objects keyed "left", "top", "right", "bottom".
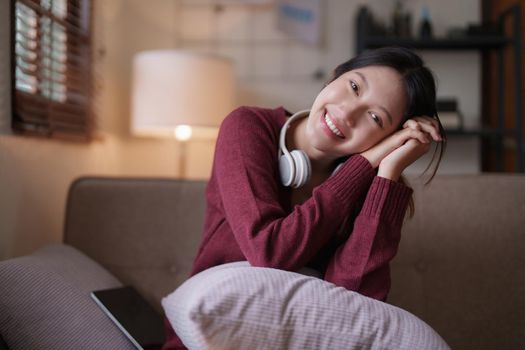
[{"left": 131, "top": 50, "right": 235, "bottom": 138}]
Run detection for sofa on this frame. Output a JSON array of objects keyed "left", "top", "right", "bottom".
[{"left": 1, "top": 175, "right": 524, "bottom": 349}]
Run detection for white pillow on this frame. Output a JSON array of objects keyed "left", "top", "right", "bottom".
[{"left": 162, "top": 262, "right": 449, "bottom": 350}]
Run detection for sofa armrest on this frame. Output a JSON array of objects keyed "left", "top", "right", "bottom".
[
  {"left": 0, "top": 244, "right": 134, "bottom": 350},
  {"left": 63, "top": 176, "right": 207, "bottom": 311}
]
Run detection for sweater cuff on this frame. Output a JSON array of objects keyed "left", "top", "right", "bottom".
[
  {"left": 360, "top": 176, "right": 413, "bottom": 224},
  {"left": 324, "top": 155, "right": 375, "bottom": 203}
]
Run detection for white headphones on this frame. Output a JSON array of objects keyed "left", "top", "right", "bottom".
[{"left": 278, "top": 110, "right": 312, "bottom": 188}]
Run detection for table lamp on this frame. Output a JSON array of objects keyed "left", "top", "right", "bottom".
[{"left": 130, "top": 50, "right": 235, "bottom": 177}]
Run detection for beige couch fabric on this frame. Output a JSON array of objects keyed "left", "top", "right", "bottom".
[{"left": 59, "top": 175, "right": 525, "bottom": 350}]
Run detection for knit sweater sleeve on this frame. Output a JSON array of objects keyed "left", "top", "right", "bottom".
[
  {"left": 214, "top": 107, "right": 375, "bottom": 271},
  {"left": 324, "top": 176, "right": 413, "bottom": 301}
]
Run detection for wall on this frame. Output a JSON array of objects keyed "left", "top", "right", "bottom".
[
  {"left": 0, "top": 0, "right": 214, "bottom": 260},
  {"left": 0, "top": 0, "right": 119, "bottom": 260},
  {"left": 0, "top": 0, "right": 482, "bottom": 260},
  {"left": 175, "top": 0, "right": 481, "bottom": 174}
]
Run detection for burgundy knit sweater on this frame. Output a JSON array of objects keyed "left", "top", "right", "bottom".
[{"left": 162, "top": 106, "right": 413, "bottom": 349}]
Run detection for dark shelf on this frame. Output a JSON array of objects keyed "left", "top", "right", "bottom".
[
  {"left": 355, "top": 4, "right": 523, "bottom": 172},
  {"left": 362, "top": 36, "right": 510, "bottom": 50}
]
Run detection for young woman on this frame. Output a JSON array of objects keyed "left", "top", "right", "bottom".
[{"left": 162, "top": 46, "right": 445, "bottom": 349}]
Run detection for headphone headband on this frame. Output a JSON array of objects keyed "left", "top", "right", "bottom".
[{"left": 278, "top": 110, "right": 310, "bottom": 159}]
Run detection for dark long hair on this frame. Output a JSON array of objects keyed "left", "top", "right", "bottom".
[{"left": 328, "top": 46, "right": 446, "bottom": 186}]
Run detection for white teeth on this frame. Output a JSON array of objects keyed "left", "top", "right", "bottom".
[{"left": 324, "top": 114, "right": 344, "bottom": 138}]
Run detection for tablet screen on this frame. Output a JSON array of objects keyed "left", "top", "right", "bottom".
[{"left": 91, "top": 286, "right": 165, "bottom": 350}]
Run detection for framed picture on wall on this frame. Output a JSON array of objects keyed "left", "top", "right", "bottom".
[{"left": 276, "top": 0, "right": 323, "bottom": 45}]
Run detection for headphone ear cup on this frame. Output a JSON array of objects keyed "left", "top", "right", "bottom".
[
  {"left": 290, "top": 150, "right": 311, "bottom": 188},
  {"left": 278, "top": 109, "right": 311, "bottom": 188},
  {"left": 279, "top": 153, "right": 295, "bottom": 187}
]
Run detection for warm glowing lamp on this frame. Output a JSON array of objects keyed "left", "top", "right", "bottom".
[{"left": 130, "top": 50, "right": 235, "bottom": 177}]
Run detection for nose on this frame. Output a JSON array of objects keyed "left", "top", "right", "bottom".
[
  {"left": 344, "top": 111, "right": 356, "bottom": 127},
  {"left": 340, "top": 103, "right": 361, "bottom": 128}
]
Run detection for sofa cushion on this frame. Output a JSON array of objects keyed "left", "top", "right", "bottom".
[
  {"left": 0, "top": 244, "right": 135, "bottom": 350},
  {"left": 162, "top": 261, "right": 450, "bottom": 350}
]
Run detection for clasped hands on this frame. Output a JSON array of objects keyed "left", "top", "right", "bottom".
[{"left": 361, "top": 116, "right": 443, "bottom": 181}]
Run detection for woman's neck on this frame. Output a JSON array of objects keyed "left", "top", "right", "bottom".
[{"left": 288, "top": 116, "right": 336, "bottom": 177}]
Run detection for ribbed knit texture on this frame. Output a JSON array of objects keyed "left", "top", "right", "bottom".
[
  {"left": 163, "top": 106, "right": 413, "bottom": 350},
  {"left": 323, "top": 153, "right": 375, "bottom": 204}
]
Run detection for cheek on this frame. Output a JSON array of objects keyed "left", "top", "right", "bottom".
[
  {"left": 315, "top": 81, "right": 348, "bottom": 104},
  {"left": 352, "top": 127, "right": 388, "bottom": 152}
]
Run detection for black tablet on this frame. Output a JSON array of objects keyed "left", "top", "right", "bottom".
[{"left": 91, "top": 286, "right": 165, "bottom": 350}]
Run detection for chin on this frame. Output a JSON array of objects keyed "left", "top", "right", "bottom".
[{"left": 311, "top": 144, "right": 349, "bottom": 160}]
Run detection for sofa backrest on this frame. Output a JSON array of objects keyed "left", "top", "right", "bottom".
[
  {"left": 391, "top": 174, "right": 525, "bottom": 350},
  {"left": 64, "top": 175, "right": 525, "bottom": 350},
  {"left": 64, "top": 177, "right": 207, "bottom": 313}
]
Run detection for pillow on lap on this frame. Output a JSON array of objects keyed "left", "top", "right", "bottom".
[{"left": 162, "top": 262, "right": 450, "bottom": 350}]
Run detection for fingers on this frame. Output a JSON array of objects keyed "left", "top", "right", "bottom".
[
  {"left": 362, "top": 119, "right": 437, "bottom": 169},
  {"left": 377, "top": 138, "right": 432, "bottom": 180},
  {"left": 397, "top": 138, "right": 432, "bottom": 164},
  {"left": 404, "top": 138, "right": 431, "bottom": 154},
  {"left": 403, "top": 119, "right": 422, "bottom": 131},
  {"left": 403, "top": 116, "right": 442, "bottom": 142},
  {"left": 401, "top": 138, "right": 432, "bottom": 165},
  {"left": 397, "top": 127, "right": 432, "bottom": 145},
  {"left": 413, "top": 116, "right": 442, "bottom": 141}
]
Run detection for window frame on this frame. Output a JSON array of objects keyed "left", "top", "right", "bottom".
[{"left": 10, "top": 0, "right": 94, "bottom": 141}]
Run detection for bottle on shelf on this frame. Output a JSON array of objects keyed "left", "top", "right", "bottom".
[
  {"left": 419, "top": 5, "right": 433, "bottom": 39},
  {"left": 391, "top": 0, "right": 411, "bottom": 38}
]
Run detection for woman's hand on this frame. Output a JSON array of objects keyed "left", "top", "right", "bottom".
[
  {"left": 377, "top": 138, "right": 431, "bottom": 181},
  {"left": 360, "top": 123, "right": 433, "bottom": 168},
  {"left": 377, "top": 116, "right": 442, "bottom": 181},
  {"left": 361, "top": 116, "right": 442, "bottom": 181},
  {"left": 403, "top": 116, "right": 442, "bottom": 142}
]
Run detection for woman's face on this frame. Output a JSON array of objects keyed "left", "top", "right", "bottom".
[{"left": 305, "top": 65, "right": 407, "bottom": 159}]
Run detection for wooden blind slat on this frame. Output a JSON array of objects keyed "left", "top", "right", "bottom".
[
  {"left": 18, "top": 0, "right": 89, "bottom": 36},
  {"left": 16, "top": 93, "right": 88, "bottom": 130},
  {"left": 15, "top": 15, "right": 38, "bottom": 34},
  {"left": 15, "top": 35, "right": 91, "bottom": 67},
  {"left": 14, "top": 25, "right": 89, "bottom": 55},
  {"left": 16, "top": 72, "right": 89, "bottom": 93},
  {"left": 15, "top": 37, "right": 38, "bottom": 53},
  {"left": 16, "top": 45, "right": 90, "bottom": 71},
  {"left": 17, "top": 90, "right": 87, "bottom": 113}
]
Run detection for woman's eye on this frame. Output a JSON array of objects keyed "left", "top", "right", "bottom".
[
  {"left": 368, "top": 112, "right": 383, "bottom": 128},
  {"left": 350, "top": 80, "right": 359, "bottom": 95}
]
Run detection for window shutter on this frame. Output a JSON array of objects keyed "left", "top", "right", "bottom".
[{"left": 12, "top": 0, "right": 94, "bottom": 140}]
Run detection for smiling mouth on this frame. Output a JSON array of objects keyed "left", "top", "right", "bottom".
[{"left": 324, "top": 113, "right": 345, "bottom": 139}]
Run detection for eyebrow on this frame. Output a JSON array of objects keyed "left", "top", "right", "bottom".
[{"left": 354, "top": 71, "right": 394, "bottom": 126}]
